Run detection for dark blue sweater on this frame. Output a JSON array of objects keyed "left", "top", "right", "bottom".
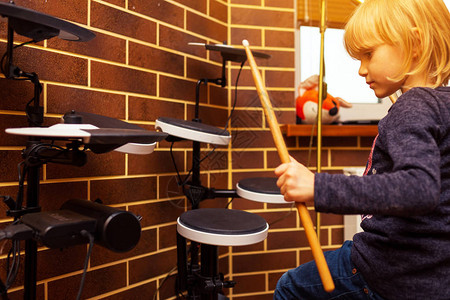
[{"left": 315, "top": 87, "right": 450, "bottom": 300}]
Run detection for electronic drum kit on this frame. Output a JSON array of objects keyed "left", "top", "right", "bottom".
[{"left": 0, "top": 1, "right": 289, "bottom": 299}]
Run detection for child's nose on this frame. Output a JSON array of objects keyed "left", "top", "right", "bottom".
[{"left": 358, "top": 62, "right": 368, "bottom": 77}]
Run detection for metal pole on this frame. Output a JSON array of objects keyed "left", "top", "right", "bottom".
[{"left": 316, "top": 0, "right": 327, "bottom": 239}]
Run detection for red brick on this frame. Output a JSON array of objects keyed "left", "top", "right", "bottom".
[
  {"left": 129, "top": 200, "right": 185, "bottom": 228},
  {"left": 106, "top": 282, "right": 157, "bottom": 300},
  {"left": 231, "top": 0, "right": 262, "bottom": 5},
  {"left": 91, "top": 1, "right": 156, "bottom": 43},
  {"left": 332, "top": 228, "right": 344, "bottom": 244},
  {"left": 49, "top": 30, "right": 126, "bottom": 63},
  {"left": 37, "top": 246, "right": 86, "bottom": 281},
  {"left": 186, "top": 105, "right": 229, "bottom": 128},
  {"left": 129, "top": 42, "right": 184, "bottom": 76},
  {"left": 232, "top": 239, "right": 265, "bottom": 253},
  {"left": 265, "top": 70, "right": 295, "bottom": 88},
  {"left": 45, "top": 151, "right": 125, "bottom": 179},
  {"left": 323, "top": 136, "right": 359, "bottom": 147},
  {"left": 90, "top": 229, "right": 157, "bottom": 267},
  {"left": 10, "top": 46, "right": 88, "bottom": 85},
  {"left": 90, "top": 176, "right": 157, "bottom": 204},
  {"left": 128, "top": 0, "right": 184, "bottom": 28},
  {"left": 9, "top": 0, "right": 88, "bottom": 24},
  {"left": 0, "top": 150, "right": 29, "bottom": 182},
  {"left": 210, "top": 0, "right": 228, "bottom": 23},
  {"left": 265, "top": 0, "right": 295, "bottom": 8},
  {"left": 267, "top": 149, "right": 329, "bottom": 168},
  {"left": 233, "top": 274, "right": 265, "bottom": 294},
  {"left": 186, "top": 58, "right": 223, "bottom": 83},
  {"left": 159, "top": 25, "right": 207, "bottom": 57},
  {"left": 231, "top": 130, "right": 274, "bottom": 149},
  {"left": 0, "top": 114, "right": 29, "bottom": 146},
  {"left": 187, "top": 11, "right": 227, "bottom": 42},
  {"left": 39, "top": 181, "right": 88, "bottom": 211},
  {"left": 159, "top": 224, "right": 177, "bottom": 249},
  {"left": 267, "top": 230, "right": 310, "bottom": 250},
  {"left": 269, "top": 272, "right": 285, "bottom": 289},
  {"left": 186, "top": 149, "right": 228, "bottom": 172},
  {"left": 331, "top": 149, "right": 370, "bottom": 166},
  {"left": 128, "top": 150, "right": 183, "bottom": 175},
  {"left": 231, "top": 7, "right": 294, "bottom": 28},
  {"left": 231, "top": 27, "right": 262, "bottom": 46},
  {"left": 259, "top": 210, "right": 297, "bottom": 229},
  {"left": 129, "top": 96, "right": 185, "bottom": 122},
  {"left": 320, "top": 212, "right": 344, "bottom": 226},
  {"left": 173, "top": 0, "right": 207, "bottom": 13},
  {"left": 129, "top": 249, "right": 178, "bottom": 284},
  {"left": 0, "top": 77, "right": 36, "bottom": 111},
  {"left": 233, "top": 251, "right": 296, "bottom": 273},
  {"left": 265, "top": 30, "right": 295, "bottom": 48},
  {"left": 158, "top": 175, "right": 187, "bottom": 201},
  {"left": 263, "top": 50, "right": 296, "bottom": 68},
  {"left": 210, "top": 85, "right": 228, "bottom": 107},
  {"left": 232, "top": 151, "right": 264, "bottom": 169},
  {"left": 160, "top": 75, "right": 206, "bottom": 102},
  {"left": 103, "top": 0, "right": 126, "bottom": 7},
  {"left": 91, "top": 61, "right": 157, "bottom": 95},
  {"left": 231, "top": 109, "right": 263, "bottom": 128},
  {"left": 210, "top": 171, "right": 229, "bottom": 190},
  {"left": 48, "top": 263, "right": 127, "bottom": 299},
  {"left": 47, "top": 85, "right": 126, "bottom": 119}
]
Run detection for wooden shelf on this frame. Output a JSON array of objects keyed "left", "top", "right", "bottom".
[{"left": 281, "top": 124, "right": 378, "bottom": 137}]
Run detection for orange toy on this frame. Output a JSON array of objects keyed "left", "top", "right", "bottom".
[{"left": 296, "top": 75, "right": 352, "bottom": 124}]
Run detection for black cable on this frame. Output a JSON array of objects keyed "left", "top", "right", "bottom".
[
  {"left": 25, "top": 142, "right": 73, "bottom": 167},
  {"left": 15, "top": 143, "right": 68, "bottom": 212},
  {"left": 76, "top": 230, "right": 94, "bottom": 300},
  {"left": 4, "top": 220, "right": 21, "bottom": 289},
  {"left": 225, "top": 197, "right": 234, "bottom": 208},
  {"left": 153, "top": 265, "right": 177, "bottom": 300},
  {"left": 15, "top": 162, "right": 27, "bottom": 213},
  {"left": 5, "top": 240, "right": 20, "bottom": 290},
  {"left": 0, "top": 222, "right": 35, "bottom": 299},
  {"left": 176, "top": 291, "right": 186, "bottom": 299},
  {"left": 169, "top": 60, "right": 245, "bottom": 188},
  {"left": 0, "top": 40, "right": 35, "bottom": 76},
  {"left": 170, "top": 141, "right": 184, "bottom": 186},
  {"left": 222, "top": 60, "right": 245, "bottom": 132},
  {"left": 0, "top": 279, "right": 8, "bottom": 300},
  {"left": 169, "top": 142, "right": 217, "bottom": 188},
  {"left": 24, "top": 73, "right": 43, "bottom": 127}
]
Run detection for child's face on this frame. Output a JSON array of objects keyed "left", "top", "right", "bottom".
[{"left": 357, "top": 44, "right": 406, "bottom": 98}]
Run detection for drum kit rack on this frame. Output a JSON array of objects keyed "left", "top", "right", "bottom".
[{"left": 0, "top": 2, "right": 167, "bottom": 299}]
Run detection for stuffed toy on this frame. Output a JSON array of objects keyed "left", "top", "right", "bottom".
[{"left": 296, "top": 75, "right": 352, "bottom": 124}]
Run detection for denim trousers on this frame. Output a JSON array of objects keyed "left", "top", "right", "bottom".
[{"left": 274, "top": 241, "right": 386, "bottom": 300}]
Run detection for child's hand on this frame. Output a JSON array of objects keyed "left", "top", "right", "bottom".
[{"left": 274, "top": 156, "right": 315, "bottom": 203}]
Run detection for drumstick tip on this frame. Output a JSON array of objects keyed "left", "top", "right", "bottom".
[{"left": 242, "top": 39, "right": 249, "bottom": 47}]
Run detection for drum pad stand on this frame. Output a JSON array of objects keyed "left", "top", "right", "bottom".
[
  {"left": 173, "top": 48, "right": 241, "bottom": 300},
  {"left": 0, "top": 2, "right": 96, "bottom": 299}
]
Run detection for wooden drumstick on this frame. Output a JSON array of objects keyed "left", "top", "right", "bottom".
[
  {"left": 242, "top": 39, "right": 335, "bottom": 293},
  {"left": 389, "top": 94, "right": 397, "bottom": 104}
]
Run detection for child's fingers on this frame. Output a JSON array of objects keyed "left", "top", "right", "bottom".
[{"left": 274, "top": 163, "right": 289, "bottom": 176}]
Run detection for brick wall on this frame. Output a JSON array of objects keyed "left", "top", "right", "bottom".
[{"left": 0, "top": 0, "right": 374, "bottom": 299}]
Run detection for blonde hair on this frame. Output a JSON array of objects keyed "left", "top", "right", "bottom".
[{"left": 344, "top": 0, "right": 450, "bottom": 87}]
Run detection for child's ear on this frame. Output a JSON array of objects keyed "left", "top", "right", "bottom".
[{"left": 410, "top": 27, "right": 422, "bottom": 58}]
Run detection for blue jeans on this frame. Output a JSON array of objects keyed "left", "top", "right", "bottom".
[{"left": 274, "top": 241, "right": 386, "bottom": 300}]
